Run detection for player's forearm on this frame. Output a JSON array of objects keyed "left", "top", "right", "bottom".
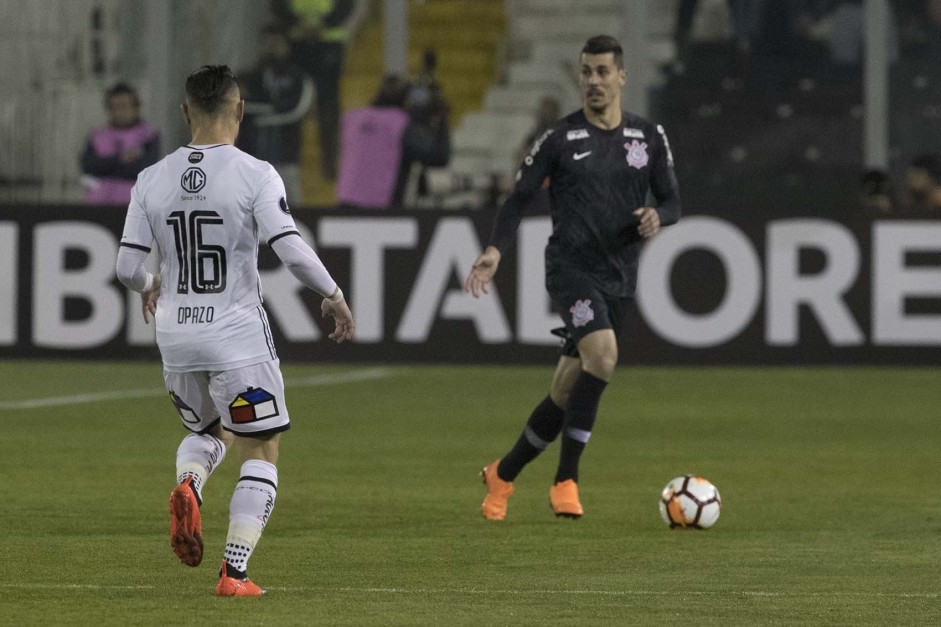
[
  {"left": 652, "top": 162, "right": 682, "bottom": 226},
  {"left": 115, "top": 246, "right": 154, "bottom": 293},
  {"left": 488, "top": 190, "right": 532, "bottom": 253},
  {"left": 270, "top": 234, "right": 338, "bottom": 297},
  {"left": 80, "top": 143, "right": 122, "bottom": 177},
  {"left": 655, "top": 196, "right": 681, "bottom": 227}
]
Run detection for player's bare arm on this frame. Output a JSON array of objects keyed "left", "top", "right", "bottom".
[
  {"left": 321, "top": 287, "right": 355, "bottom": 343},
  {"left": 464, "top": 246, "right": 502, "bottom": 298},
  {"left": 141, "top": 273, "right": 162, "bottom": 324}
]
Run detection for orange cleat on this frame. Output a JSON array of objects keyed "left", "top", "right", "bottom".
[
  {"left": 169, "top": 477, "right": 203, "bottom": 567},
  {"left": 216, "top": 561, "right": 266, "bottom": 597},
  {"left": 550, "top": 479, "right": 584, "bottom": 519},
  {"left": 480, "top": 459, "right": 514, "bottom": 521}
]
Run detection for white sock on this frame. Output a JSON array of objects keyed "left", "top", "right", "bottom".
[
  {"left": 224, "top": 460, "right": 278, "bottom": 576},
  {"left": 175, "top": 433, "right": 226, "bottom": 503}
]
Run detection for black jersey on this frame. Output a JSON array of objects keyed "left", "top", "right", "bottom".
[{"left": 490, "top": 109, "right": 681, "bottom": 297}]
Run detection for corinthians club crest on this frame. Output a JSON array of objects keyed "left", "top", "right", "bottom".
[
  {"left": 569, "top": 299, "right": 595, "bottom": 328},
  {"left": 625, "top": 140, "right": 648, "bottom": 169}
]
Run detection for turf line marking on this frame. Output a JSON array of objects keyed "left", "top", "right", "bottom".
[
  {"left": 264, "top": 587, "right": 939, "bottom": 599},
  {"left": 2, "top": 583, "right": 935, "bottom": 599},
  {"left": 0, "top": 583, "right": 155, "bottom": 590},
  {"left": 0, "top": 368, "right": 394, "bottom": 410}
]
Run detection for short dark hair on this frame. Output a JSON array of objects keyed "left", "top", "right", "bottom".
[
  {"left": 185, "top": 65, "right": 240, "bottom": 114},
  {"left": 105, "top": 82, "right": 139, "bottom": 107},
  {"left": 910, "top": 153, "right": 941, "bottom": 182},
  {"left": 581, "top": 35, "right": 624, "bottom": 68}
]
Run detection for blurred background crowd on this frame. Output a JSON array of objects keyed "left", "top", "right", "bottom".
[{"left": 0, "top": 0, "right": 938, "bottom": 216}]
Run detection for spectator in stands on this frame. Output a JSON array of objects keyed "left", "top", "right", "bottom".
[
  {"left": 394, "top": 55, "right": 452, "bottom": 206},
  {"left": 741, "top": 1, "right": 835, "bottom": 96},
  {"left": 80, "top": 82, "right": 160, "bottom": 205},
  {"left": 752, "top": 1, "right": 831, "bottom": 57},
  {"left": 672, "top": 1, "right": 769, "bottom": 61},
  {"left": 672, "top": 0, "right": 699, "bottom": 65},
  {"left": 271, "top": 0, "right": 359, "bottom": 182},
  {"left": 728, "top": 0, "right": 771, "bottom": 51},
  {"left": 336, "top": 74, "right": 450, "bottom": 209},
  {"left": 902, "top": 153, "right": 941, "bottom": 212},
  {"left": 674, "top": 1, "right": 768, "bottom": 55},
  {"left": 923, "top": 0, "right": 941, "bottom": 60},
  {"left": 859, "top": 169, "right": 895, "bottom": 214},
  {"left": 671, "top": 1, "right": 838, "bottom": 80},
  {"left": 237, "top": 24, "right": 315, "bottom": 205}
]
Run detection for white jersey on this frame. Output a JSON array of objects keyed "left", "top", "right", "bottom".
[{"left": 120, "top": 144, "right": 298, "bottom": 372}]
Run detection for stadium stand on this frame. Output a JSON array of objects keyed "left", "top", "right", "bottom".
[
  {"left": 435, "top": 0, "right": 937, "bottom": 216},
  {"left": 311, "top": 0, "right": 505, "bottom": 205},
  {"left": 4, "top": 0, "right": 935, "bottom": 215},
  {"left": 0, "top": 0, "right": 269, "bottom": 204},
  {"left": 430, "top": 0, "right": 677, "bottom": 209},
  {"left": 0, "top": 0, "right": 122, "bottom": 202},
  {"left": 654, "top": 28, "right": 865, "bottom": 215}
]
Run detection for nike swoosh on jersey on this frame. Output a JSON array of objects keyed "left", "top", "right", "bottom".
[{"left": 573, "top": 151, "right": 592, "bottom": 160}]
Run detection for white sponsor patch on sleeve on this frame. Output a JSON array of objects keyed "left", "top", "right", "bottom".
[
  {"left": 527, "top": 129, "right": 554, "bottom": 158},
  {"left": 657, "top": 124, "right": 675, "bottom": 167}
]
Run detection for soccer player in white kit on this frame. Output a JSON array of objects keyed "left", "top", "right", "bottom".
[{"left": 115, "top": 65, "right": 354, "bottom": 596}]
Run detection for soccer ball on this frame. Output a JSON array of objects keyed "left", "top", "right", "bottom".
[{"left": 659, "top": 475, "right": 721, "bottom": 529}]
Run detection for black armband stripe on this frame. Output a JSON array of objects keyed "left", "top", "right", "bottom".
[
  {"left": 119, "top": 242, "right": 152, "bottom": 253},
  {"left": 186, "top": 417, "right": 221, "bottom": 436},
  {"left": 237, "top": 475, "right": 279, "bottom": 491},
  {"left": 223, "top": 422, "right": 291, "bottom": 438},
  {"left": 268, "top": 230, "right": 300, "bottom": 247}
]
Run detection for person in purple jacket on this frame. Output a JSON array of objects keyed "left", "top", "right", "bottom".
[
  {"left": 80, "top": 82, "right": 160, "bottom": 205},
  {"left": 336, "top": 73, "right": 450, "bottom": 209}
]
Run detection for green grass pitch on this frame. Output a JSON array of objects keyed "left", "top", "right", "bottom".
[{"left": 1, "top": 360, "right": 939, "bottom": 625}]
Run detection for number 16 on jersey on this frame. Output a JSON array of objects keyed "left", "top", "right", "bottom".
[{"left": 166, "top": 210, "right": 228, "bottom": 294}]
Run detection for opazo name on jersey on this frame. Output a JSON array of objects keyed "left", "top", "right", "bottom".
[{"left": 177, "top": 306, "right": 215, "bottom": 324}]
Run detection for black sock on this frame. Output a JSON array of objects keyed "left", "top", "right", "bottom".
[
  {"left": 555, "top": 371, "right": 608, "bottom": 484},
  {"left": 497, "top": 396, "right": 565, "bottom": 482},
  {"left": 224, "top": 562, "right": 247, "bottom": 580},
  {"left": 185, "top": 477, "right": 203, "bottom": 508}
]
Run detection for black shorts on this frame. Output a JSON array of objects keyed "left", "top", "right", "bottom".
[{"left": 547, "top": 278, "right": 630, "bottom": 358}]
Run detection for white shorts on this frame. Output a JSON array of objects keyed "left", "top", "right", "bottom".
[{"left": 164, "top": 359, "right": 290, "bottom": 437}]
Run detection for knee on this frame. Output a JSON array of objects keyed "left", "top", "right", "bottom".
[
  {"left": 549, "top": 388, "right": 570, "bottom": 408},
  {"left": 210, "top": 424, "right": 235, "bottom": 448},
  {"left": 580, "top": 353, "right": 617, "bottom": 381},
  {"left": 236, "top": 433, "right": 281, "bottom": 465}
]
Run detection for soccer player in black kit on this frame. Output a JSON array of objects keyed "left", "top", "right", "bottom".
[{"left": 464, "top": 35, "right": 681, "bottom": 520}]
